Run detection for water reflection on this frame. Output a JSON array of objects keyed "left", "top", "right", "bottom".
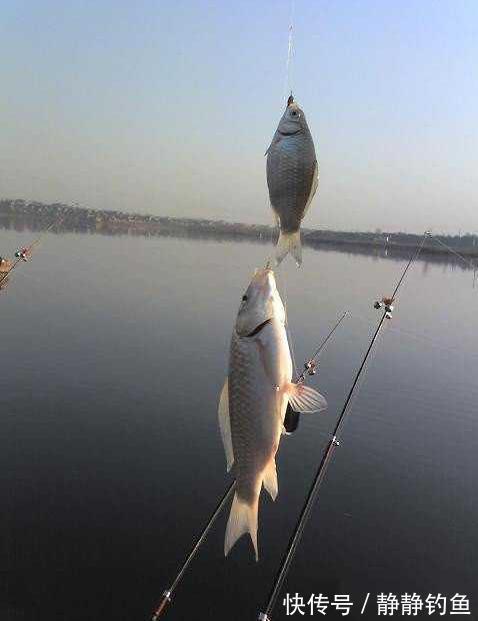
[{"left": 0, "top": 218, "right": 476, "bottom": 273}]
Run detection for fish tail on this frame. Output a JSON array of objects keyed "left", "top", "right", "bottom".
[
  {"left": 224, "top": 492, "right": 259, "bottom": 561},
  {"left": 275, "top": 230, "right": 302, "bottom": 267}
]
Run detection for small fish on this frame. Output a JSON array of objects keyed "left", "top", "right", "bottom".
[
  {"left": 266, "top": 97, "right": 318, "bottom": 266},
  {"left": 218, "top": 268, "right": 327, "bottom": 560}
]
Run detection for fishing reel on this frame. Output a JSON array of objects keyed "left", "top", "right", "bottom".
[
  {"left": 15, "top": 248, "right": 29, "bottom": 261},
  {"left": 303, "top": 358, "right": 318, "bottom": 376},
  {"left": 374, "top": 296, "right": 394, "bottom": 318}
]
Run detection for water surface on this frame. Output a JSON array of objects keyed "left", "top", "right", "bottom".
[{"left": 1, "top": 229, "right": 476, "bottom": 620}]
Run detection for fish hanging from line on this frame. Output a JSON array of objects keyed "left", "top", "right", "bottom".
[
  {"left": 266, "top": 95, "right": 318, "bottom": 266},
  {"left": 218, "top": 268, "right": 327, "bottom": 561}
]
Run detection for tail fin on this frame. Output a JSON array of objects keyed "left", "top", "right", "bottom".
[
  {"left": 224, "top": 492, "right": 259, "bottom": 561},
  {"left": 275, "top": 231, "right": 302, "bottom": 266}
]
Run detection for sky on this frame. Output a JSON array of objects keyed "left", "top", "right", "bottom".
[{"left": 1, "top": 0, "right": 477, "bottom": 233}]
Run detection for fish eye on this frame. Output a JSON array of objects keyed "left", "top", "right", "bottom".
[
  {"left": 242, "top": 294, "right": 248, "bottom": 301},
  {"left": 291, "top": 110, "right": 298, "bottom": 117}
]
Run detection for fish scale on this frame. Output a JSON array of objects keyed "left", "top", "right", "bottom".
[
  {"left": 229, "top": 326, "right": 285, "bottom": 505},
  {"left": 266, "top": 101, "right": 318, "bottom": 265},
  {"left": 267, "top": 133, "right": 316, "bottom": 232}
]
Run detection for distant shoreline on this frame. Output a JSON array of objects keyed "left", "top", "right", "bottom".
[{"left": 1, "top": 199, "right": 477, "bottom": 263}]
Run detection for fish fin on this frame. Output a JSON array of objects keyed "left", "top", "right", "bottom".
[
  {"left": 265, "top": 131, "right": 279, "bottom": 156},
  {"left": 218, "top": 379, "right": 234, "bottom": 472},
  {"left": 303, "top": 160, "right": 319, "bottom": 218},
  {"left": 275, "top": 231, "right": 302, "bottom": 267},
  {"left": 262, "top": 459, "right": 278, "bottom": 501},
  {"left": 224, "top": 492, "right": 259, "bottom": 561},
  {"left": 287, "top": 382, "right": 327, "bottom": 413}
]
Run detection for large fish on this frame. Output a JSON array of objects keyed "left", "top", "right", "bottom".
[
  {"left": 266, "top": 97, "right": 318, "bottom": 266},
  {"left": 218, "top": 268, "right": 327, "bottom": 560}
]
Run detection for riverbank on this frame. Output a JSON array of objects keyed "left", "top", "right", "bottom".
[{"left": 1, "top": 199, "right": 477, "bottom": 260}]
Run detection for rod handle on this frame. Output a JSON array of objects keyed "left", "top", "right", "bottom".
[{"left": 152, "top": 591, "right": 171, "bottom": 620}]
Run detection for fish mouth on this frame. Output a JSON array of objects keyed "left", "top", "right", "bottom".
[
  {"left": 246, "top": 318, "right": 272, "bottom": 337},
  {"left": 278, "top": 128, "right": 302, "bottom": 137}
]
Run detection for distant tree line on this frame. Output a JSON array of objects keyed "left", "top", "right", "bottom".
[{"left": 0, "top": 198, "right": 477, "bottom": 257}]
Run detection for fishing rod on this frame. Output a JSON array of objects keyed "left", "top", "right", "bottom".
[
  {"left": 257, "top": 233, "right": 428, "bottom": 621},
  {"left": 284, "top": 311, "right": 350, "bottom": 434},
  {"left": 0, "top": 218, "right": 59, "bottom": 287},
  {"left": 0, "top": 256, "right": 22, "bottom": 288},
  {"left": 151, "top": 481, "right": 235, "bottom": 620},
  {"left": 149, "top": 311, "right": 349, "bottom": 620},
  {"left": 296, "top": 311, "right": 348, "bottom": 384}
]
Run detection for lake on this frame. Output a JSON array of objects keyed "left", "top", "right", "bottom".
[{"left": 1, "top": 227, "right": 476, "bottom": 620}]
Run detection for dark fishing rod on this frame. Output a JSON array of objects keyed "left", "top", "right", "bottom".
[
  {"left": 258, "top": 234, "right": 427, "bottom": 621},
  {"left": 284, "top": 311, "right": 349, "bottom": 434},
  {"left": 150, "top": 311, "right": 349, "bottom": 619},
  {"left": 151, "top": 481, "right": 235, "bottom": 620},
  {"left": 295, "top": 311, "right": 349, "bottom": 384}
]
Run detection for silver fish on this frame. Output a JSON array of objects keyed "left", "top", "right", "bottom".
[
  {"left": 266, "top": 98, "right": 318, "bottom": 266},
  {"left": 218, "top": 268, "right": 327, "bottom": 560}
]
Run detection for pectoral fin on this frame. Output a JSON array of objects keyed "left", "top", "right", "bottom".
[
  {"left": 218, "top": 379, "right": 234, "bottom": 472},
  {"left": 287, "top": 382, "right": 327, "bottom": 413}
]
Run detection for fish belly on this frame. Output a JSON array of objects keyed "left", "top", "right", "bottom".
[
  {"left": 228, "top": 322, "right": 291, "bottom": 504},
  {"left": 267, "top": 133, "right": 317, "bottom": 232}
]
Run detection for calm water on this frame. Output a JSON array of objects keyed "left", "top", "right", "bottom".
[{"left": 1, "top": 229, "right": 476, "bottom": 620}]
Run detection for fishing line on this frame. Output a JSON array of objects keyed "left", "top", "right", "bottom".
[
  {"left": 385, "top": 322, "right": 478, "bottom": 362},
  {"left": 345, "top": 298, "right": 478, "bottom": 364},
  {"left": 427, "top": 233, "right": 477, "bottom": 287},
  {"left": 257, "top": 233, "right": 428, "bottom": 621},
  {"left": 283, "top": 0, "right": 296, "bottom": 103},
  {"left": 428, "top": 233, "right": 476, "bottom": 270}
]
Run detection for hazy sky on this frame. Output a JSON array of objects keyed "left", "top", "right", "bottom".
[{"left": 1, "top": 1, "right": 477, "bottom": 233}]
